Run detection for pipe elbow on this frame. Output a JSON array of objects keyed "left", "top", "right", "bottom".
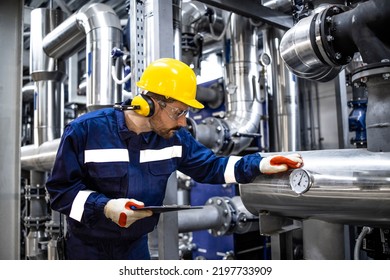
[{"left": 76, "top": 3, "right": 122, "bottom": 34}]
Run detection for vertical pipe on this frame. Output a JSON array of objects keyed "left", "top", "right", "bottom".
[
  {"left": 335, "top": 70, "right": 349, "bottom": 149},
  {"left": 264, "top": 27, "right": 300, "bottom": 152},
  {"left": 42, "top": 3, "right": 123, "bottom": 110},
  {"left": 225, "top": 14, "right": 262, "bottom": 154},
  {"left": 365, "top": 74, "right": 390, "bottom": 152},
  {"left": 30, "top": 8, "right": 66, "bottom": 144},
  {"left": 0, "top": 0, "right": 23, "bottom": 260},
  {"left": 307, "top": 82, "right": 317, "bottom": 149},
  {"left": 314, "top": 82, "right": 323, "bottom": 149},
  {"left": 29, "top": 7, "right": 67, "bottom": 260},
  {"left": 85, "top": 15, "right": 122, "bottom": 110},
  {"left": 172, "top": 0, "right": 182, "bottom": 60}
]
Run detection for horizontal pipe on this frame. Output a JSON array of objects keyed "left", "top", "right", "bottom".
[
  {"left": 42, "top": 13, "right": 85, "bottom": 59},
  {"left": 178, "top": 196, "right": 258, "bottom": 235},
  {"left": 178, "top": 205, "right": 222, "bottom": 233},
  {"left": 239, "top": 149, "right": 390, "bottom": 226},
  {"left": 22, "top": 83, "right": 34, "bottom": 102},
  {"left": 21, "top": 139, "right": 60, "bottom": 172}
]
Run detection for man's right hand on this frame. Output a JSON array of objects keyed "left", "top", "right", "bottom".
[{"left": 104, "top": 198, "right": 153, "bottom": 228}]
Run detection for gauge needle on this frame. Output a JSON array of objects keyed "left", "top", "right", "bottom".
[{"left": 298, "top": 173, "right": 304, "bottom": 186}]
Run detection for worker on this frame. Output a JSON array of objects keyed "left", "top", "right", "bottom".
[{"left": 46, "top": 58, "right": 303, "bottom": 260}]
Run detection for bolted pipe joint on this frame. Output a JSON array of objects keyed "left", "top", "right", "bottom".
[{"left": 178, "top": 196, "right": 258, "bottom": 236}]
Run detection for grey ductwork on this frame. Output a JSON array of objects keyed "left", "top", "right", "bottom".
[{"left": 42, "top": 3, "right": 123, "bottom": 110}]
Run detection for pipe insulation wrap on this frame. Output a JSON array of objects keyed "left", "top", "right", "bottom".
[{"left": 240, "top": 149, "right": 390, "bottom": 226}]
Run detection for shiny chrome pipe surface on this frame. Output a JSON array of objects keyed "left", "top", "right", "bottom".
[
  {"left": 279, "top": 6, "right": 344, "bottom": 82},
  {"left": 21, "top": 139, "right": 60, "bottom": 172},
  {"left": 240, "top": 149, "right": 390, "bottom": 226},
  {"left": 42, "top": 3, "right": 122, "bottom": 110}
]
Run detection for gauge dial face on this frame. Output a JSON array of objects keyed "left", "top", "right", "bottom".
[
  {"left": 289, "top": 169, "right": 313, "bottom": 195},
  {"left": 259, "top": 53, "right": 271, "bottom": 66}
]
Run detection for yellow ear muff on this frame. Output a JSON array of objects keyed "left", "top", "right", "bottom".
[{"left": 131, "top": 95, "right": 155, "bottom": 117}]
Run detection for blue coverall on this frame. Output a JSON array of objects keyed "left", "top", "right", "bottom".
[{"left": 46, "top": 103, "right": 263, "bottom": 259}]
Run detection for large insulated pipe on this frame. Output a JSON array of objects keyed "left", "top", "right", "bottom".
[
  {"left": 263, "top": 27, "right": 300, "bottom": 152},
  {"left": 240, "top": 149, "right": 390, "bottom": 226},
  {"left": 279, "top": 0, "right": 390, "bottom": 82},
  {"left": 42, "top": 3, "right": 122, "bottom": 110},
  {"left": 30, "top": 8, "right": 67, "bottom": 145},
  {"left": 21, "top": 139, "right": 60, "bottom": 172},
  {"left": 196, "top": 14, "right": 262, "bottom": 155},
  {"left": 280, "top": 1, "right": 390, "bottom": 152},
  {"left": 223, "top": 14, "right": 262, "bottom": 154}
]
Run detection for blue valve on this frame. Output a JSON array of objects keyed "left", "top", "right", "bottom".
[{"left": 111, "top": 47, "right": 124, "bottom": 58}]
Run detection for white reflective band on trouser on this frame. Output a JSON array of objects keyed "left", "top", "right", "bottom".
[
  {"left": 139, "top": 145, "right": 182, "bottom": 163},
  {"left": 84, "top": 149, "right": 129, "bottom": 163},
  {"left": 224, "top": 156, "right": 241, "bottom": 183},
  {"left": 69, "top": 190, "right": 95, "bottom": 222}
]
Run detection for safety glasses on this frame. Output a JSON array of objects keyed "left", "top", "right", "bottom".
[{"left": 157, "top": 100, "right": 189, "bottom": 121}]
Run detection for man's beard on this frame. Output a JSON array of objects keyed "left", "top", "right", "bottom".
[{"left": 156, "top": 126, "right": 180, "bottom": 139}]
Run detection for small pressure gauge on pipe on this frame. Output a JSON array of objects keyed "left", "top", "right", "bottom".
[{"left": 289, "top": 168, "right": 313, "bottom": 195}]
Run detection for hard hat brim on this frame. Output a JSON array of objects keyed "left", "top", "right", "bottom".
[{"left": 180, "top": 98, "right": 204, "bottom": 109}]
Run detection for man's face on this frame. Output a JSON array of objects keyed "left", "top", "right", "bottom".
[{"left": 149, "top": 99, "right": 188, "bottom": 139}]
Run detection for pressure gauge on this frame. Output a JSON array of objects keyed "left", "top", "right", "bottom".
[
  {"left": 259, "top": 53, "right": 271, "bottom": 66},
  {"left": 289, "top": 168, "right": 313, "bottom": 195}
]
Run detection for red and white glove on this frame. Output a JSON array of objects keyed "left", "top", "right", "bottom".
[
  {"left": 104, "top": 198, "right": 152, "bottom": 228},
  {"left": 260, "top": 153, "right": 303, "bottom": 174}
]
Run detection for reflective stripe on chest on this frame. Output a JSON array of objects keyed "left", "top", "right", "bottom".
[{"left": 84, "top": 146, "right": 182, "bottom": 164}]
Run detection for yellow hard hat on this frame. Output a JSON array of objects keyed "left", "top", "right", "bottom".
[{"left": 136, "top": 58, "right": 204, "bottom": 109}]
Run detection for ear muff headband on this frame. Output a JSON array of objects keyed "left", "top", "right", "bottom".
[{"left": 131, "top": 95, "right": 155, "bottom": 117}]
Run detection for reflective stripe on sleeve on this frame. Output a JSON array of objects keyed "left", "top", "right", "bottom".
[
  {"left": 69, "top": 190, "right": 95, "bottom": 222},
  {"left": 140, "top": 145, "right": 182, "bottom": 163},
  {"left": 84, "top": 149, "right": 129, "bottom": 163},
  {"left": 224, "top": 156, "right": 241, "bottom": 183}
]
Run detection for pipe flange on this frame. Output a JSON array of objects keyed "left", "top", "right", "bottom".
[
  {"left": 198, "top": 117, "right": 232, "bottom": 154},
  {"left": 318, "top": 5, "right": 353, "bottom": 66},
  {"left": 351, "top": 62, "right": 390, "bottom": 83},
  {"left": 186, "top": 117, "right": 197, "bottom": 139},
  {"left": 206, "top": 197, "right": 235, "bottom": 236}
]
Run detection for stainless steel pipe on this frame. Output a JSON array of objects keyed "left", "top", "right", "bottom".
[
  {"left": 21, "top": 139, "right": 60, "bottom": 172},
  {"left": 42, "top": 3, "right": 122, "bottom": 110},
  {"left": 178, "top": 205, "right": 221, "bottom": 233},
  {"left": 240, "top": 149, "right": 390, "bottom": 226},
  {"left": 178, "top": 196, "right": 258, "bottom": 235}
]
